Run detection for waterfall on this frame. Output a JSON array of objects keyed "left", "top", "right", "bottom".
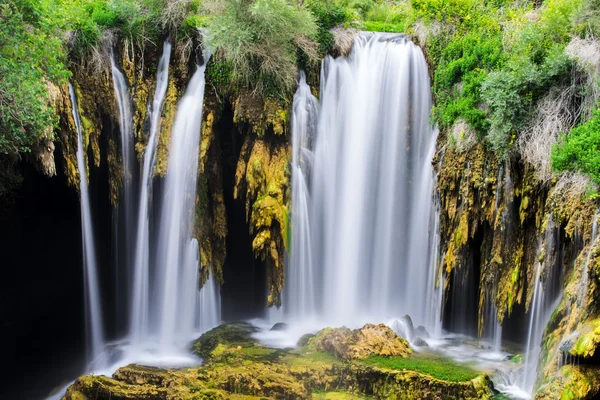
[
  {"left": 520, "top": 217, "right": 563, "bottom": 394},
  {"left": 484, "top": 290, "right": 503, "bottom": 352},
  {"left": 285, "top": 72, "right": 319, "bottom": 320},
  {"left": 129, "top": 41, "right": 171, "bottom": 345},
  {"left": 69, "top": 84, "right": 105, "bottom": 361},
  {"left": 110, "top": 51, "right": 136, "bottom": 328},
  {"left": 579, "top": 210, "right": 599, "bottom": 306},
  {"left": 286, "top": 33, "right": 439, "bottom": 329},
  {"left": 153, "top": 53, "right": 214, "bottom": 350}
]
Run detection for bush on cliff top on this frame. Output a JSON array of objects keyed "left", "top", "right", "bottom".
[
  {"left": 552, "top": 109, "right": 600, "bottom": 184},
  {"left": 203, "top": 0, "right": 319, "bottom": 99}
]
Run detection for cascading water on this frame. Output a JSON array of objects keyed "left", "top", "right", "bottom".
[
  {"left": 483, "top": 290, "right": 502, "bottom": 353},
  {"left": 69, "top": 84, "right": 105, "bottom": 361},
  {"left": 286, "top": 33, "right": 439, "bottom": 330},
  {"left": 110, "top": 51, "right": 136, "bottom": 326},
  {"left": 153, "top": 49, "right": 217, "bottom": 350},
  {"left": 520, "top": 217, "right": 563, "bottom": 395},
  {"left": 129, "top": 41, "right": 171, "bottom": 345},
  {"left": 578, "top": 210, "right": 599, "bottom": 306},
  {"left": 284, "top": 72, "right": 319, "bottom": 321}
]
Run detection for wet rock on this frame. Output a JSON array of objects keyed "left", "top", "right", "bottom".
[
  {"left": 535, "top": 364, "right": 600, "bottom": 400},
  {"left": 313, "top": 323, "right": 411, "bottom": 360},
  {"left": 63, "top": 322, "right": 491, "bottom": 400},
  {"left": 412, "top": 336, "right": 429, "bottom": 347},
  {"left": 191, "top": 322, "right": 259, "bottom": 357},
  {"left": 270, "top": 322, "right": 289, "bottom": 331},
  {"left": 414, "top": 325, "right": 430, "bottom": 339},
  {"left": 391, "top": 315, "right": 415, "bottom": 341},
  {"left": 297, "top": 333, "right": 315, "bottom": 347}
]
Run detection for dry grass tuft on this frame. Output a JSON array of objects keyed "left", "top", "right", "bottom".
[
  {"left": 517, "top": 85, "right": 581, "bottom": 184},
  {"left": 330, "top": 27, "right": 358, "bottom": 57},
  {"left": 449, "top": 119, "right": 477, "bottom": 153},
  {"left": 566, "top": 37, "right": 600, "bottom": 119},
  {"left": 160, "top": 0, "right": 193, "bottom": 33},
  {"left": 552, "top": 172, "right": 592, "bottom": 200}
]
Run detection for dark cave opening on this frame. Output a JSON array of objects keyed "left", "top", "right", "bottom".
[
  {"left": 217, "top": 102, "right": 268, "bottom": 321},
  {"left": 0, "top": 120, "right": 117, "bottom": 398},
  {"left": 442, "top": 224, "right": 484, "bottom": 337},
  {"left": 0, "top": 154, "right": 85, "bottom": 399}
]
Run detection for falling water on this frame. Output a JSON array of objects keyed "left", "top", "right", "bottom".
[
  {"left": 285, "top": 72, "right": 319, "bottom": 320},
  {"left": 288, "top": 33, "right": 439, "bottom": 329},
  {"left": 579, "top": 210, "right": 599, "bottom": 306},
  {"left": 129, "top": 41, "right": 171, "bottom": 344},
  {"left": 110, "top": 51, "right": 135, "bottom": 230},
  {"left": 69, "top": 84, "right": 105, "bottom": 360},
  {"left": 110, "top": 51, "right": 136, "bottom": 327},
  {"left": 520, "top": 217, "right": 563, "bottom": 395},
  {"left": 484, "top": 290, "right": 503, "bottom": 352},
  {"left": 153, "top": 52, "right": 214, "bottom": 350}
]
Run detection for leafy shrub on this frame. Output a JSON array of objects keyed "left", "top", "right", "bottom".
[
  {"left": 305, "top": 0, "right": 351, "bottom": 52},
  {"left": 552, "top": 109, "right": 600, "bottom": 184},
  {"left": 0, "top": 0, "right": 69, "bottom": 154},
  {"left": 432, "top": 32, "right": 504, "bottom": 133},
  {"left": 204, "top": 0, "right": 318, "bottom": 98}
]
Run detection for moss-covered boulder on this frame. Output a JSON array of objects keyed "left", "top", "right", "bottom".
[
  {"left": 191, "top": 322, "right": 259, "bottom": 358},
  {"left": 311, "top": 324, "right": 412, "bottom": 361},
  {"left": 535, "top": 365, "right": 600, "bottom": 400},
  {"left": 63, "top": 323, "right": 492, "bottom": 400}
]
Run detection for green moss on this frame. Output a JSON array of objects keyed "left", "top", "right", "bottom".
[
  {"left": 361, "top": 355, "right": 480, "bottom": 383},
  {"left": 191, "top": 322, "right": 258, "bottom": 358},
  {"left": 312, "top": 391, "right": 372, "bottom": 399},
  {"left": 363, "top": 21, "right": 405, "bottom": 33}
]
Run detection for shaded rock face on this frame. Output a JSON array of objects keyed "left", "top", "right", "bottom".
[
  {"left": 391, "top": 316, "right": 415, "bottom": 342},
  {"left": 433, "top": 131, "right": 600, "bottom": 396},
  {"left": 64, "top": 323, "right": 492, "bottom": 400},
  {"left": 312, "top": 324, "right": 412, "bottom": 361}
]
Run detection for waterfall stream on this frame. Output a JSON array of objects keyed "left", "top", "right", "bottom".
[
  {"left": 110, "top": 51, "right": 136, "bottom": 328},
  {"left": 285, "top": 33, "right": 440, "bottom": 330},
  {"left": 153, "top": 54, "right": 217, "bottom": 350},
  {"left": 520, "top": 217, "right": 563, "bottom": 395},
  {"left": 285, "top": 72, "right": 318, "bottom": 321},
  {"left": 579, "top": 210, "right": 599, "bottom": 307},
  {"left": 129, "top": 41, "right": 171, "bottom": 345},
  {"left": 69, "top": 83, "right": 105, "bottom": 361}
]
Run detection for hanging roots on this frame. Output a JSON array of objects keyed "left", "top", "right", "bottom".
[
  {"left": 517, "top": 84, "right": 581, "bottom": 184},
  {"left": 566, "top": 37, "right": 600, "bottom": 119}
]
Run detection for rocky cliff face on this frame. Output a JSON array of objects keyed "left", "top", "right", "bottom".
[
  {"left": 15, "top": 28, "right": 600, "bottom": 399},
  {"left": 434, "top": 118, "right": 600, "bottom": 398}
]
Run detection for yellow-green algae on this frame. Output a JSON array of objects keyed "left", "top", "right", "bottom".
[
  {"left": 63, "top": 323, "right": 492, "bottom": 400},
  {"left": 434, "top": 127, "right": 600, "bottom": 398},
  {"left": 234, "top": 127, "right": 291, "bottom": 307}
]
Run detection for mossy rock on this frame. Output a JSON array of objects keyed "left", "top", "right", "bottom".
[
  {"left": 310, "top": 324, "right": 411, "bottom": 361},
  {"left": 64, "top": 323, "right": 492, "bottom": 400},
  {"left": 535, "top": 365, "right": 600, "bottom": 400},
  {"left": 568, "top": 318, "right": 600, "bottom": 360},
  {"left": 191, "top": 322, "right": 259, "bottom": 358}
]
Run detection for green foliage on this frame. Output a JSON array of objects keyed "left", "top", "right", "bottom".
[
  {"left": 552, "top": 110, "right": 600, "bottom": 184},
  {"left": 405, "top": 0, "right": 592, "bottom": 159},
  {"left": 0, "top": 0, "right": 69, "bottom": 154},
  {"left": 362, "top": 354, "right": 481, "bottom": 382},
  {"left": 305, "top": 0, "right": 351, "bottom": 52},
  {"left": 432, "top": 32, "right": 503, "bottom": 134},
  {"left": 204, "top": 0, "right": 318, "bottom": 99}
]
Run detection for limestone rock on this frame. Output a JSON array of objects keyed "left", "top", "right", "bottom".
[
  {"left": 412, "top": 336, "right": 429, "bottom": 347},
  {"left": 313, "top": 323, "right": 411, "bottom": 360},
  {"left": 414, "top": 325, "right": 431, "bottom": 339},
  {"left": 271, "top": 322, "right": 289, "bottom": 331},
  {"left": 391, "top": 315, "right": 415, "bottom": 341}
]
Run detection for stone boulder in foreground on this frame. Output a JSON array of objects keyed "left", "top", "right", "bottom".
[
  {"left": 311, "top": 323, "right": 412, "bottom": 360},
  {"left": 62, "top": 322, "right": 493, "bottom": 400}
]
